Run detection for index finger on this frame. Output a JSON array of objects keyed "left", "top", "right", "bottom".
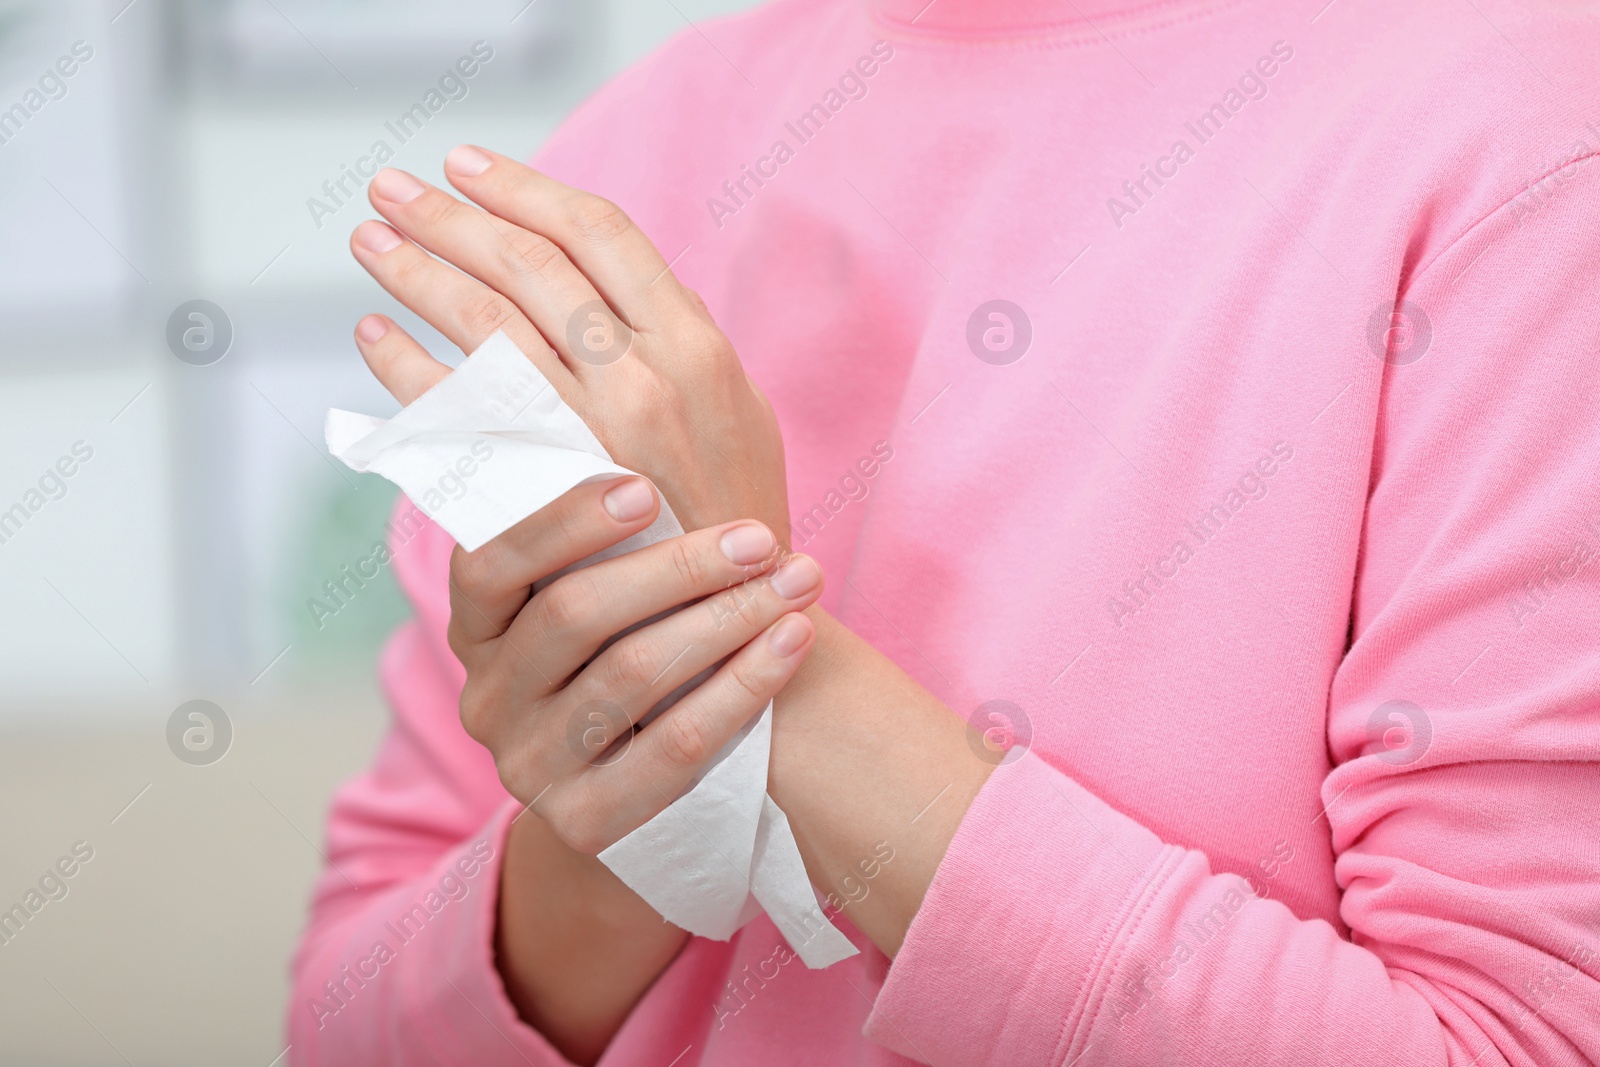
[
  {"left": 448, "top": 476, "right": 660, "bottom": 648},
  {"left": 440, "top": 145, "right": 679, "bottom": 329}
]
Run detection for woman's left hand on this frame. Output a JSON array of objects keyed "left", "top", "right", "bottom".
[{"left": 347, "top": 147, "right": 792, "bottom": 541}]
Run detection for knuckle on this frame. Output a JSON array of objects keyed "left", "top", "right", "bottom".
[
  {"left": 459, "top": 293, "right": 515, "bottom": 338},
  {"left": 450, "top": 544, "right": 502, "bottom": 599},
  {"left": 445, "top": 616, "right": 473, "bottom": 662},
  {"left": 602, "top": 637, "right": 658, "bottom": 692},
  {"left": 656, "top": 710, "right": 714, "bottom": 769},
  {"left": 391, "top": 250, "right": 432, "bottom": 287},
  {"left": 492, "top": 760, "right": 521, "bottom": 799},
  {"left": 727, "top": 659, "right": 772, "bottom": 702},
  {"left": 500, "top": 231, "right": 566, "bottom": 280},
  {"left": 679, "top": 319, "right": 736, "bottom": 366},
  {"left": 616, "top": 368, "right": 678, "bottom": 434},
  {"left": 563, "top": 195, "right": 632, "bottom": 244},
  {"left": 669, "top": 539, "right": 711, "bottom": 591},
  {"left": 710, "top": 586, "right": 765, "bottom": 632},
  {"left": 417, "top": 193, "right": 458, "bottom": 228},
  {"left": 549, "top": 492, "right": 599, "bottom": 551},
  {"left": 735, "top": 585, "right": 769, "bottom": 626},
  {"left": 458, "top": 680, "right": 496, "bottom": 744},
  {"left": 610, "top": 391, "right": 652, "bottom": 436},
  {"left": 501, "top": 763, "right": 546, "bottom": 814},
  {"left": 545, "top": 792, "right": 607, "bottom": 855},
  {"left": 491, "top": 743, "right": 532, "bottom": 789},
  {"left": 537, "top": 575, "right": 595, "bottom": 636}
]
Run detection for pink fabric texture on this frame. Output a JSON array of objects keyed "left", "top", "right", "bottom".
[{"left": 289, "top": 0, "right": 1600, "bottom": 1062}]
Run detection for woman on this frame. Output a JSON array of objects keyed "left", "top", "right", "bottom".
[{"left": 289, "top": 0, "right": 1600, "bottom": 1063}]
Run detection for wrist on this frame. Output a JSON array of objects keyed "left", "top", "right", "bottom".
[
  {"left": 770, "top": 606, "right": 993, "bottom": 954},
  {"left": 496, "top": 811, "right": 687, "bottom": 1064}
]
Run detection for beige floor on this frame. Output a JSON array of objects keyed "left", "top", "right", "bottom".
[{"left": 0, "top": 683, "right": 391, "bottom": 1066}]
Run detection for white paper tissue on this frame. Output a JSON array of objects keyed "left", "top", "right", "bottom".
[{"left": 326, "top": 330, "right": 856, "bottom": 969}]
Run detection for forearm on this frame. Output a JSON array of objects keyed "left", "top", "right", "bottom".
[
  {"left": 769, "top": 607, "right": 992, "bottom": 956},
  {"left": 496, "top": 811, "right": 688, "bottom": 1066}
]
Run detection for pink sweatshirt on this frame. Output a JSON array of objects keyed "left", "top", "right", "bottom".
[{"left": 289, "top": 0, "right": 1600, "bottom": 1063}]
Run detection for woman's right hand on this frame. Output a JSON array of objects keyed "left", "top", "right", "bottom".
[
  {"left": 447, "top": 472, "right": 824, "bottom": 854},
  {"left": 445, "top": 476, "right": 821, "bottom": 1064}
]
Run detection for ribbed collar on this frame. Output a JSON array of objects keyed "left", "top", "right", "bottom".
[{"left": 868, "top": 0, "right": 1229, "bottom": 40}]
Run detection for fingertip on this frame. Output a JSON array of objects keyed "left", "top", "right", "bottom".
[
  {"left": 348, "top": 315, "right": 452, "bottom": 405},
  {"left": 601, "top": 477, "right": 658, "bottom": 524},
  {"left": 767, "top": 612, "right": 814, "bottom": 658},
  {"left": 355, "top": 314, "right": 389, "bottom": 345},
  {"left": 768, "top": 553, "right": 823, "bottom": 601},
  {"left": 718, "top": 522, "right": 776, "bottom": 566},
  {"left": 370, "top": 167, "right": 426, "bottom": 205},
  {"left": 352, "top": 219, "right": 402, "bottom": 255},
  {"left": 444, "top": 144, "right": 494, "bottom": 179}
]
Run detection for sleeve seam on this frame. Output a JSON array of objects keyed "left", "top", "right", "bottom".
[{"left": 1406, "top": 151, "right": 1600, "bottom": 291}]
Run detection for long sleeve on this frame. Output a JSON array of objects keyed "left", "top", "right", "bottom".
[
  {"left": 287, "top": 506, "right": 575, "bottom": 1066},
  {"left": 864, "top": 160, "right": 1600, "bottom": 1065}
]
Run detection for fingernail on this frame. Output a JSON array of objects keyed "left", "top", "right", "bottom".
[
  {"left": 769, "top": 555, "right": 821, "bottom": 600},
  {"left": 719, "top": 523, "right": 775, "bottom": 565},
  {"left": 602, "top": 478, "right": 655, "bottom": 522},
  {"left": 768, "top": 614, "right": 811, "bottom": 657},
  {"left": 354, "top": 220, "right": 402, "bottom": 254},
  {"left": 371, "top": 168, "right": 426, "bottom": 203},
  {"left": 445, "top": 144, "right": 493, "bottom": 177},
  {"left": 356, "top": 315, "right": 388, "bottom": 344}
]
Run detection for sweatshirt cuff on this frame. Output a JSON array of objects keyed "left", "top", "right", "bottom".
[
  {"left": 399, "top": 800, "right": 579, "bottom": 1067},
  {"left": 864, "top": 753, "right": 1177, "bottom": 1066}
]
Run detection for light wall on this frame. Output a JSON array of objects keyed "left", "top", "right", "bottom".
[{"left": 0, "top": 0, "right": 761, "bottom": 710}]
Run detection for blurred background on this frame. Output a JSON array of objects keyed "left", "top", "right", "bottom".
[{"left": 0, "top": 1, "right": 757, "bottom": 1062}]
